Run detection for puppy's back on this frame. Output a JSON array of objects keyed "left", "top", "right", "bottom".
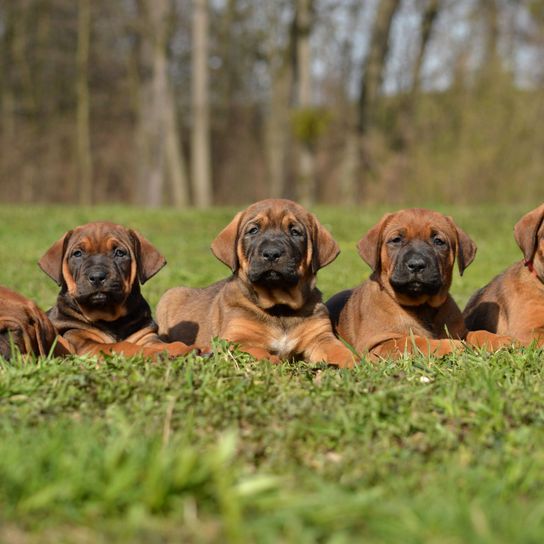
[
  {"left": 157, "top": 279, "right": 228, "bottom": 345},
  {"left": 463, "top": 264, "right": 520, "bottom": 334},
  {"left": 325, "top": 289, "right": 354, "bottom": 329}
]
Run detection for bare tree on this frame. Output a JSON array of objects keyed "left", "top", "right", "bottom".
[
  {"left": 357, "top": 0, "right": 401, "bottom": 136},
  {"left": 263, "top": 1, "right": 296, "bottom": 199},
  {"left": 411, "top": 0, "right": 440, "bottom": 94},
  {"left": 191, "top": 0, "right": 212, "bottom": 207},
  {"left": 339, "top": 0, "right": 400, "bottom": 202},
  {"left": 395, "top": 0, "right": 440, "bottom": 150},
  {"left": 137, "top": 0, "right": 189, "bottom": 207},
  {"left": 292, "top": 0, "right": 316, "bottom": 205},
  {"left": 76, "top": 0, "right": 92, "bottom": 205}
]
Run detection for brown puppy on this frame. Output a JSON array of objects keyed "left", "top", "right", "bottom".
[
  {"left": 326, "top": 208, "right": 507, "bottom": 360},
  {"left": 464, "top": 203, "right": 544, "bottom": 346},
  {"left": 0, "top": 286, "right": 68, "bottom": 360},
  {"left": 39, "top": 222, "right": 197, "bottom": 359},
  {"left": 157, "top": 199, "right": 356, "bottom": 367}
]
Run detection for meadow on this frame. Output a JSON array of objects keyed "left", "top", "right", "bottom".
[{"left": 1, "top": 203, "right": 544, "bottom": 543}]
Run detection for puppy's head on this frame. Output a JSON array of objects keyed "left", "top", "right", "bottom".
[
  {"left": 514, "top": 203, "right": 544, "bottom": 282},
  {"left": 0, "top": 287, "right": 58, "bottom": 359},
  {"left": 211, "top": 199, "right": 339, "bottom": 309},
  {"left": 39, "top": 222, "right": 165, "bottom": 322},
  {"left": 358, "top": 209, "right": 476, "bottom": 307}
]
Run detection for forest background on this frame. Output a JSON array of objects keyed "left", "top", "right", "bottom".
[{"left": 0, "top": 0, "right": 543, "bottom": 208}]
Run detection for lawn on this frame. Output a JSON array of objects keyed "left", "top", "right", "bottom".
[{"left": 1, "top": 203, "right": 544, "bottom": 543}]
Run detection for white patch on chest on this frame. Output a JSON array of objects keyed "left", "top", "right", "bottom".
[{"left": 268, "top": 333, "right": 298, "bottom": 357}]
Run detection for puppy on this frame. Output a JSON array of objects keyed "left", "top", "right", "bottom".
[
  {"left": 39, "top": 221, "right": 198, "bottom": 358},
  {"left": 327, "top": 208, "right": 509, "bottom": 359},
  {"left": 157, "top": 199, "right": 356, "bottom": 367},
  {"left": 464, "top": 203, "right": 544, "bottom": 346},
  {"left": 0, "top": 286, "right": 68, "bottom": 360}
]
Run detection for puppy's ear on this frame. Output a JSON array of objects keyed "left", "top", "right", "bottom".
[
  {"left": 357, "top": 213, "right": 392, "bottom": 272},
  {"left": 455, "top": 224, "right": 477, "bottom": 276},
  {"left": 514, "top": 204, "right": 544, "bottom": 264},
  {"left": 310, "top": 214, "right": 340, "bottom": 272},
  {"left": 211, "top": 211, "right": 243, "bottom": 272},
  {"left": 129, "top": 230, "right": 166, "bottom": 284},
  {"left": 31, "top": 306, "right": 70, "bottom": 356},
  {"left": 38, "top": 230, "right": 73, "bottom": 286},
  {"left": 24, "top": 302, "right": 54, "bottom": 357}
]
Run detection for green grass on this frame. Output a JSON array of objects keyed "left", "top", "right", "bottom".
[{"left": 1, "top": 204, "right": 543, "bottom": 543}]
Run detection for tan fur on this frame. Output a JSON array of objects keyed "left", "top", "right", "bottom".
[
  {"left": 39, "top": 222, "right": 198, "bottom": 359},
  {"left": 327, "top": 208, "right": 511, "bottom": 360},
  {"left": 157, "top": 199, "right": 356, "bottom": 368},
  {"left": 0, "top": 286, "right": 69, "bottom": 358},
  {"left": 464, "top": 203, "right": 544, "bottom": 346}
]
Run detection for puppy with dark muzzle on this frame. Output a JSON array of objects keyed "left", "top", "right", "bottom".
[
  {"left": 157, "top": 199, "right": 356, "bottom": 367},
  {"left": 0, "top": 286, "right": 69, "bottom": 360},
  {"left": 39, "top": 222, "right": 199, "bottom": 359},
  {"left": 326, "top": 208, "right": 510, "bottom": 360}
]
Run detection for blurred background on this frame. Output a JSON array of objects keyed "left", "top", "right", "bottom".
[{"left": 0, "top": 0, "right": 543, "bottom": 207}]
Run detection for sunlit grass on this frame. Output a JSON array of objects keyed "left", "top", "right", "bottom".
[{"left": 1, "top": 204, "right": 543, "bottom": 543}]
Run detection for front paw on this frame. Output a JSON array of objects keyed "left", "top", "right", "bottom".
[
  {"left": 144, "top": 341, "right": 198, "bottom": 359},
  {"left": 465, "top": 330, "right": 514, "bottom": 351},
  {"left": 166, "top": 341, "right": 202, "bottom": 357},
  {"left": 309, "top": 342, "right": 357, "bottom": 368}
]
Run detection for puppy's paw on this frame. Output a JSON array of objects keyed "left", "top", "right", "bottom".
[{"left": 465, "top": 330, "right": 514, "bottom": 351}]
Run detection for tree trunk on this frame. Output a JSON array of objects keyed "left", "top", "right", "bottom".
[
  {"left": 0, "top": 2, "right": 16, "bottom": 145},
  {"left": 165, "top": 89, "right": 189, "bottom": 207},
  {"left": 263, "top": 4, "right": 296, "bottom": 200},
  {"left": 411, "top": 0, "right": 439, "bottom": 94},
  {"left": 191, "top": 0, "right": 212, "bottom": 208},
  {"left": 395, "top": 0, "right": 440, "bottom": 150},
  {"left": 293, "top": 0, "right": 316, "bottom": 206},
  {"left": 12, "top": 3, "right": 37, "bottom": 202},
  {"left": 357, "top": 0, "right": 401, "bottom": 135},
  {"left": 336, "top": 1, "right": 364, "bottom": 205},
  {"left": 479, "top": 0, "right": 500, "bottom": 82},
  {"left": 137, "top": 0, "right": 190, "bottom": 208},
  {"left": 266, "top": 69, "right": 291, "bottom": 198},
  {"left": 76, "top": 0, "right": 93, "bottom": 205},
  {"left": 351, "top": 0, "right": 401, "bottom": 201}
]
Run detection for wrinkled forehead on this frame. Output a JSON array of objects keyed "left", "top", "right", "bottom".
[
  {"left": 242, "top": 200, "right": 309, "bottom": 228},
  {"left": 68, "top": 222, "right": 132, "bottom": 252},
  {"left": 384, "top": 209, "right": 454, "bottom": 239}
]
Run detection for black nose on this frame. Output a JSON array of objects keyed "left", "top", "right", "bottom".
[
  {"left": 406, "top": 256, "right": 427, "bottom": 273},
  {"left": 88, "top": 269, "right": 108, "bottom": 286},
  {"left": 261, "top": 244, "right": 284, "bottom": 262}
]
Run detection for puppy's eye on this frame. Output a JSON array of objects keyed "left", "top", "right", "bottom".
[
  {"left": 289, "top": 226, "right": 303, "bottom": 237},
  {"left": 114, "top": 248, "right": 128, "bottom": 258},
  {"left": 433, "top": 236, "right": 447, "bottom": 247},
  {"left": 246, "top": 225, "right": 259, "bottom": 236},
  {"left": 387, "top": 236, "right": 403, "bottom": 245},
  {"left": 71, "top": 249, "right": 84, "bottom": 258}
]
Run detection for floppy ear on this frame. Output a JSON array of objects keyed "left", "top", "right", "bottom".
[
  {"left": 357, "top": 213, "right": 392, "bottom": 272},
  {"left": 27, "top": 306, "right": 52, "bottom": 357},
  {"left": 211, "top": 211, "right": 243, "bottom": 272},
  {"left": 514, "top": 204, "right": 544, "bottom": 263},
  {"left": 38, "top": 231, "right": 73, "bottom": 286},
  {"left": 30, "top": 306, "right": 70, "bottom": 357},
  {"left": 454, "top": 224, "right": 477, "bottom": 276},
  {"left": 129, "top": 230, "right": 166, "bottom": 284},
  {"left": 310, "top": 214, "right": 340, "bottom": 272}
]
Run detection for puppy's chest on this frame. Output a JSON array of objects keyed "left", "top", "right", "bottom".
[
  {"left": 267, "top": 329, "right": 300, "bottom": 357},
  {"left": 265, "top": 316, "right": 304, "bottom": 357}
]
